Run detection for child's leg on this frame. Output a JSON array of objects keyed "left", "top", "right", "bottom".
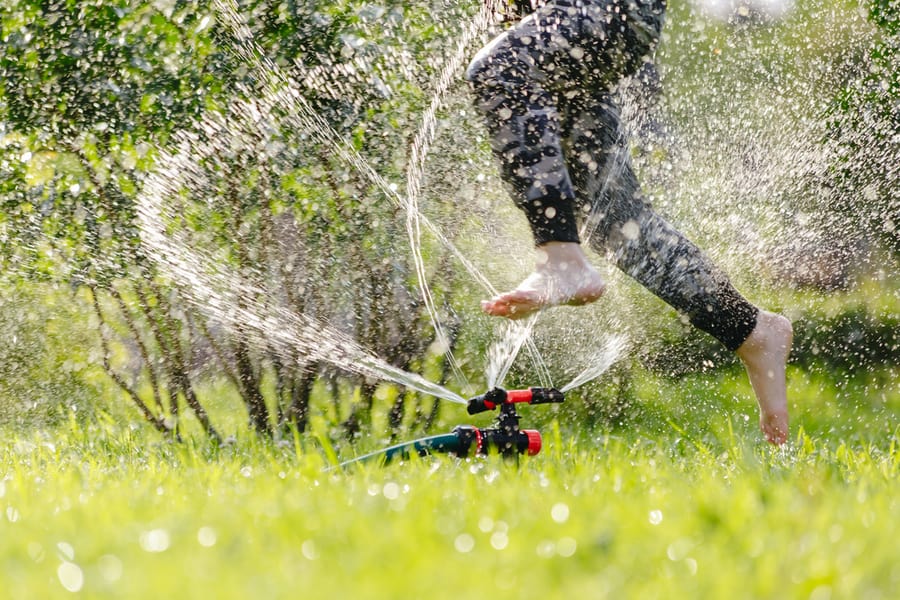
[
  {"left": 467, "top": 0, "right": 664, "bottom": 317},
  {"left": 564, "top": 94, "right": 758, "bottom": 348},
  {"left": 563, "top": 92, "right": 792, "bottom": 443},
  {"left": 466, "top": 5, "right": 583, "bottom": 247}
]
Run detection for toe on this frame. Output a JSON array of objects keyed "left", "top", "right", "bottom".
[{"left": 761, "top": 412, "right": 788, "bottom": 445}]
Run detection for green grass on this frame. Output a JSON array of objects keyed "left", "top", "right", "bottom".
[{"left": 2, "top": 367, "right": 898, "bottom": 599}]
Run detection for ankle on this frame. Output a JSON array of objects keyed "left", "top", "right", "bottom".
[
  {"left": 736, "top": 311, "right": 792, "bottom": 362},
  {"left": 535, "top": 242, "right": 590, "bottom": 270}
]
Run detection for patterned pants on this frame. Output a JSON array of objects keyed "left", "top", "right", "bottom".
[{"left": 467, "top": 0, "right": 758, "bottom": 350}]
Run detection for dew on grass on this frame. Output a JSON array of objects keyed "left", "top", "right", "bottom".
[
  {"left": 301, "top": 540, "right": 318, "bottom": 560},
  {"left": 27, "top": 542, "right": 45, "bottom": 563},
  {"left": 382, "top": 481, "right": 400, "bottom": 500},
  {"left": 685, "top": 558, "right": 698, "bottom": 576},
  {"left": 57, "top": 561, "right": 84, "bottom": 593},
  {"left": 667, "top": 538, "right": 694, "bottom": 561},
  {"left": 535, "top": 540, "right": 556, "bottom": 559},
  {"left": 6, "top": 506, "right": 20, "bottom": 522},
  {"left": 490, "top": 531, "right": 509, "bottom": 550},
  {"left": 98, "top": 554, "right": 123, "bottom": 583},
  {"left": 139, "top": 528, "right": 171, "bottom": 553},
  {"left": 648, "top": 510, "right": 664, "bottom": 525},
  {"left": 389, "top": 495, "right": 409, "bottom": 512},
  {"left": 197, "top": 526, "right": 217, "bottom": 547},
  {"left": 551, "top": 502, "right": 570, "bottom": 524},
  {"left": 478, "top": 516, "right": 494, "bottom": 532},
  {"left": 57, "top": 541, "right": 75, "bottom": 561},
  {"left": 454, "top": 533, "right": 475, "bottom": 553},
  {"left": 557, "top": 537, "right": 577, "bottom": 557}
]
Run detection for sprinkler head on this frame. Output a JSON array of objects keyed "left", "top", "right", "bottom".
[{"left": 466, "top": 387, "right": 565, "bottom": 414}]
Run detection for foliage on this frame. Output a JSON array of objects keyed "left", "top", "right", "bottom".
[
  {"left": 827, "top": 0, "right": 900, "bottom": 255},
  {"left": 0, "top": 0, "right": 224, "bottom": 280},
  {"left": 0, "top": 282, "right": 103, "bottom": 427},
  {"left": 0, "top": 0, "right": 486, "bottom": 438}
]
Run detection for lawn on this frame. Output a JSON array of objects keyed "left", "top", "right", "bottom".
[
  {"left": 1, "top": 0, "right": 896, "bottom": 597},
  {"left": 2, "top": 367, "right": 897, "bottom": 599}
]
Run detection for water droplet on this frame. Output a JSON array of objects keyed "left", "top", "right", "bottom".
[
  {"left": 382, "top": 482, "right": 400, "bottom": 500},
  {"left": 6, "top": 506, "right": 20, "bottom": 523},
  {"left": 56, "top": 542, "right": 75, "bottom": 561},
  {"left": 685, "top": 558, "right": 698, "bottom": 576},
  {"left": 195, "top": 15, "right": 211, "bottom": 33},
  {"left": 454, "top": 534, "right": 475, "bottom": 553},
  {"left": 667, "top": 538, "right": 693, "bottom": 561},
  {"left": 535, "top": 540, "right": 555, "bottom": 559},
  {"left": 197, "top": 527, "right": 217, "bottom": 547},
  {"left": 478, "top": 516, "right": 494, "bottom": 532},
  {"left": 27, "top": 542, "right": 44, "bottom": 563},
  {"left": 490, "top": 532, "right": 509, "bottom": 550},
  {"left": 551, "top": 502, "right": 570, "bottom": 524},
  {"left": 621, "top": 220, "right": 640, "bottom": 240},
  {"left": 557, "top": 537, "right": 577, "bottom": 557},
  {"left": 302, "top": 540, "right": 318, "bottom": 560},
  {"left": 648, "top": 510, "right": 663, "bottom": 525},
  {"left": 57, "top": 562, "right": 84, "bottom": 592},
  {"left": 98, "top": 554, "right": 123, "bottom": 583},
  {"left": 139, "top": 529, "right": 171, "bottom": 553}
]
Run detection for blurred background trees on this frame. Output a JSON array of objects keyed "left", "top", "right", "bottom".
[{"left": 1, "top": 0, "right": 897, "bottom": 440}]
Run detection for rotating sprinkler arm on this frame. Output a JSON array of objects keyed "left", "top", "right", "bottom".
[{"left": 466, "top": 387, "right": 565, "bottom": 414}]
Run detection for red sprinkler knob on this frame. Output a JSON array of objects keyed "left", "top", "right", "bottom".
[{"left": 523, "top": 430, "right": 542, "bottom": 456}]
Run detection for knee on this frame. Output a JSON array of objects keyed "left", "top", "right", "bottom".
[
  {"left": 466, "top": 32, "right": 510, "bottom": 86},
  {"left": 465, "top": 46, "right": 492, "bottom": 86}
]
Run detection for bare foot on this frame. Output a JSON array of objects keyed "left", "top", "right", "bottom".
[
  {"left": 735, "top": 311, "right": 793, "bottom": 445},
  {"left": 481, "top": 242, "right": 606, "bottom": 320}
]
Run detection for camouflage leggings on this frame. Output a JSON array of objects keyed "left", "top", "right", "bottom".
[{"left": 467, "top": 0, "right": 758, "bottom": 350}]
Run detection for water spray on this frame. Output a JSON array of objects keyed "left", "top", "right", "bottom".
[{"left": 336, "top": 387, "right": 564, "bottom": 468}]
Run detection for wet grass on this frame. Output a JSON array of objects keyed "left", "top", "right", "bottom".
[{"left": 2, "top": 368, "right": 897, "bottom": 599}]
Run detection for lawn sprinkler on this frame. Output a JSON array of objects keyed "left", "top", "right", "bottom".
[{"left": 336, "top": 387, "right": 565, "bottom": 468}]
